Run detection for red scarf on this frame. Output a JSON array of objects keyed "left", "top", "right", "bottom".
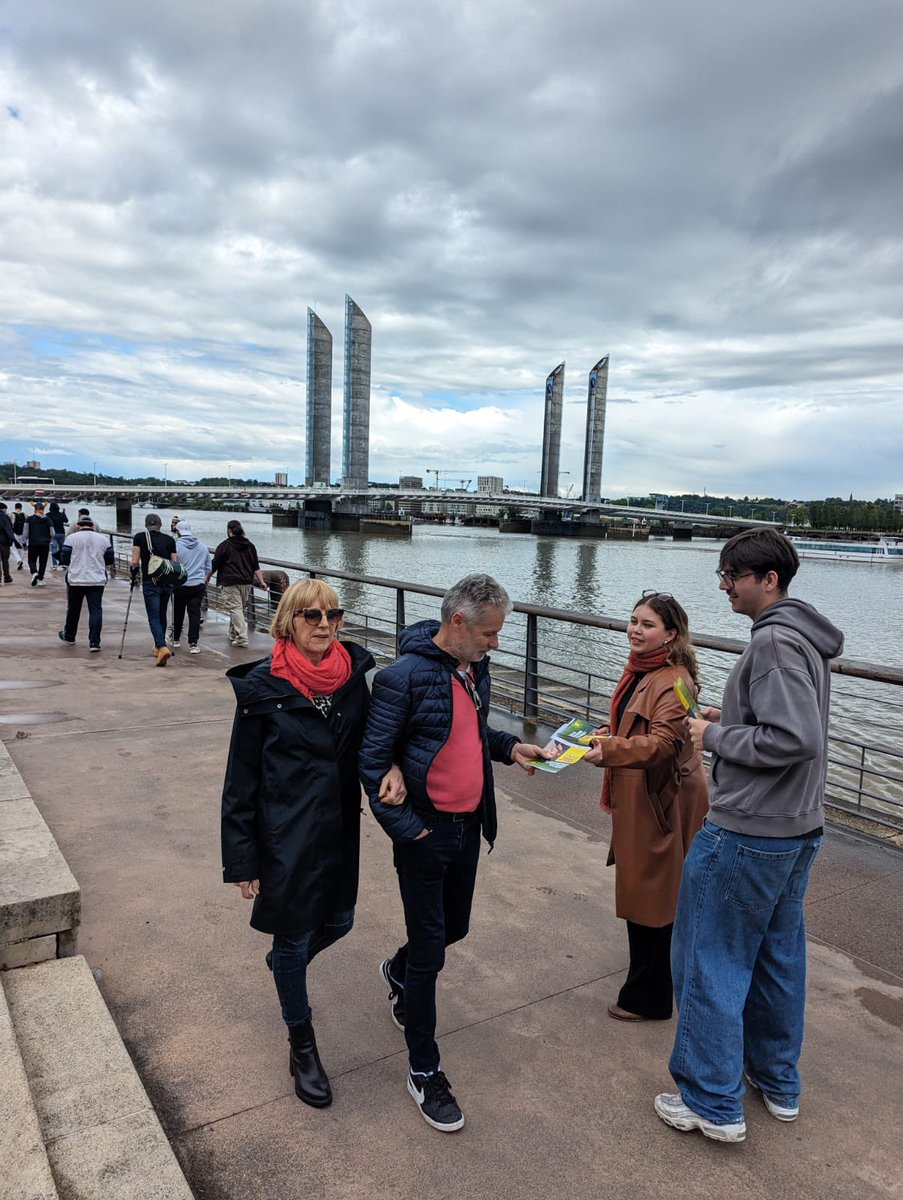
[
  {"left": 600, "top": 647, "right": 670, "bottom": 813},
  {"left": 270, "top": 636, "right": 352, "bottom": 699}
]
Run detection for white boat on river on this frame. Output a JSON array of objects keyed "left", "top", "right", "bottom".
[{"left": 790, "top": 535, "right": 903, "bottom": 563}]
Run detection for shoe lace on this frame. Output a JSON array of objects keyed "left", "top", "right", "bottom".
[{"left": 425, "top": 1071, "right": 455, "bottom": 1106}]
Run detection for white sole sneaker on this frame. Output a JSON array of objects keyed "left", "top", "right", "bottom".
[
  {"left": 407, "top": 1074, "right": 465, "bottom": 1133},
  {"left": 654, "top": 1093, "right": 746, "bottom": 1143},
  {"left": 378, "top": 959, "right": 405, "bottom": 1031},
  {"left": 744, "top": 1073, "right": 799, "bottom": 1121}
]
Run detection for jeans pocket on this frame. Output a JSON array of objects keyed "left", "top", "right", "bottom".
[
  {"left": 724, "top": 844, "right": 801, "bottom": 912},
  {"left": 789, "top": 839, "right": 821, "bottom": 899}
]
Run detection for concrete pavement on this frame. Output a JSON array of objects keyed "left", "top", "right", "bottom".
[{"left": 2, "top": 571, "right": 902, "bottom": 1200}]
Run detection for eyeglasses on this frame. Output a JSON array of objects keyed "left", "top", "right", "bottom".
[
  {"left": 715, "top": 570, "right": 754, "bottom": 586},
  {"left": 293, "top": 608, "right": 344, "bottom": 625},
  {"left": 641, "top": 590, "right": 673, "bottom": 601}
]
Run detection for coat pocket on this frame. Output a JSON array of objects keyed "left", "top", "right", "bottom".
[{"left": 647, "top": 790, "right": 673, "bottom": 836}]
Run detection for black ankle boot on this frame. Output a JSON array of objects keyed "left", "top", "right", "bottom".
[{"left": 287, "top": 1019, "right": 332, "bottom": 1108}]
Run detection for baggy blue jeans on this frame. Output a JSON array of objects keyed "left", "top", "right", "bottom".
[
  {"left": 142, "top": 580, "right": 171, "bottom": 650},
  {"left": 669, "top": 818, "right": 822, "bottom": 1124},
  {"left": 271, "top": 908, "right": 355, "bottom": 1027}
]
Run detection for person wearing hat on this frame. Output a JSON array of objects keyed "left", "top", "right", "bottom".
[
  {"left": 68, "top": 507, "right": 100, "bottom": 534},
  {"left": 171, "top": 519, "right": 211, "bottom": 654},
  {"left": 22, "top": 502, "right": 54, "bottom": 586},
  {"left": 58, "top": 516, "right": 115, "bottom": 650}
]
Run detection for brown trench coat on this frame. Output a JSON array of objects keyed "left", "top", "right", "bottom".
[{"left": 602, "top": 664, "right": 709, "bottom": 927}]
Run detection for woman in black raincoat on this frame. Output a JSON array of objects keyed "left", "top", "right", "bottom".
[{"left": 222, "top": 577, "right": 404, "bottom": 1108}]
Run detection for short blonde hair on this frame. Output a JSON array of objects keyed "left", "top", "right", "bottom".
[{"left": 269, "top": 577, "right": 343, "bottom": 639}]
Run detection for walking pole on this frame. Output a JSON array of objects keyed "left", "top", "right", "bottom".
[{"left": 118, "top": 580, "right": 136, "bottom": 659}]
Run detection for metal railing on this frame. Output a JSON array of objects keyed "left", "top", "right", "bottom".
[{"left": 109, "top": 539, "right": 903, "bottom": 832}]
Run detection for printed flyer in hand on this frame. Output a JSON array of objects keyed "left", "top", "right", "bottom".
[{"left": 529, "top": 716, "right": 598, "bottom": 774}]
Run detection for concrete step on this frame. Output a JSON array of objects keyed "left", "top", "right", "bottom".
[
  {"left": 2, "top": 956, "right": 193, "bottom": 1200},
  {"left": 0, "top": 977, "right": 58, "bottom": 1200}
]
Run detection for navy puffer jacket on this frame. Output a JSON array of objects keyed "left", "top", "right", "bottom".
[{"left": 359, "top": 620, "right": 518, "bottom": 847}]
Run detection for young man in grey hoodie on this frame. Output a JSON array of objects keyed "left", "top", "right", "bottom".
[
  {"left": 170, "top": 520, "right": 212, "bottom": 653},
  {"left": 654, "top": 529, "right": 844, "bottom": 1144}
]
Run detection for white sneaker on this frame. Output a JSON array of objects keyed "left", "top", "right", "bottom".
[
  {"left": 654, "top": 1093, "right": 746, "bottom": 1142},
  {"left": 36, "top": 579, "right": 46, "bottom": 587},
  {"left": 189, "top": 644, "right": 200, "bottom": 654},
  {"left": 171, "top": 640, "right": 181, "bottom": 649},
  {"left": 744, "top": 1073, "right": 799, "bottom": 1121}
]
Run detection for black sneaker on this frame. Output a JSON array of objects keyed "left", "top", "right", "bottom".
[
  {"left": 31, "top": 573, "right": 39, "bottom": 587},
  {"left": 58, "top": 631, "right": 75, "bottom": 645},
  {"left": 378, "top": 958, "right": 405, "bottom": 1030},
  {"left": 407, "top": 1070, "right": 464, "bottom": 1132}
]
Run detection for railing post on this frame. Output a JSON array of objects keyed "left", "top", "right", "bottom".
[
  {"left": 246, "top": 588, "right": 257, "bottom": 630},
  {"left": 858, "top": 745, "right": 866, "bottom": 812},
  {"left": 524, "top": 612, "right": 539, "bottom": 719},
  {"left": 395, "top": 588, "right": 406, "bottom": 656}
]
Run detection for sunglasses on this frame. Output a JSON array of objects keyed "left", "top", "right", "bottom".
[
  {"left": 293, "top": 608, "right": 344, "bottom": 626},
  {"left": 641, "top": 590, "right": 674, "bottom": 601}
]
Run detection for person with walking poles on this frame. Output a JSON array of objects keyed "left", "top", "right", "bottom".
[
  {"left": 654, "top": 529, "right": 844, "bottom": 1144},
  {"left": 359, "top": 573, "right": 549, "bottom": 1134},
  {"left": 170, "top": 520, "right": 211, "bottom": 654},
  {"left": 207, "top": 520, "right": 268, "bottom": 648},
  {"left": 22, "top": 501, "right": 54, "bottom": 587},
  {"left": 58, "top": 515, "right": 115, "bottom": 651},
  {"left": 221, "top": 578, "right": 405, "bottom": 1109},
  {"left": 129, "top": 514, "right": 179, "bottom": 666}
]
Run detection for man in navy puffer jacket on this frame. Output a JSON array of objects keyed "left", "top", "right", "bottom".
[{"left": 360, "top": 573, "right": 547, "bottom": 1134}]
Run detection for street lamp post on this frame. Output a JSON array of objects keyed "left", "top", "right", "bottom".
[
  {"left": 163, "top": 463, "right": 168, "bottom": 484},
  {"left": 92, "top": 461, "right": 97, "bottom": 486}
]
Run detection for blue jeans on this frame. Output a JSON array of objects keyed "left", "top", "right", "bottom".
[
  {"left": 142, "top": 580, "right": 171, "bottom": 650},
  {"left": 271, "top": 908, "right": 355, "bottom": 1027},
  {"left": 51, "top": 533, "right": 65, "bottom": 565},
  {"left": 389, "top": 813, "right": 482, "bottom": 1074},
  {"left": 669, "top": 819, "right": 822, "bottom": 1124}
]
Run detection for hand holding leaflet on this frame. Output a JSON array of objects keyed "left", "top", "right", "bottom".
[
  {"left": 673, "top": 676, "right": 702, "bottom": 719},
  {"left": 527, "top": 717, "right": 597, "bottom": 774}
]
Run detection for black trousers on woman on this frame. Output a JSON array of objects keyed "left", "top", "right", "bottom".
[{"left": 617, "top": 920, "right": 674, "bottom": 1019}]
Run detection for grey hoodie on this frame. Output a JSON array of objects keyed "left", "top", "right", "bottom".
[
  {"left": 704, "top": 597, "right": 844, "bottom": 837},
  {"left": 175, "top": 531, "right": 212, "bottom": 587}
]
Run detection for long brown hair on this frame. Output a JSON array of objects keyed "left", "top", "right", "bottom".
[{"left": 632, "top": 592, "right": 699, "bottom": 689}]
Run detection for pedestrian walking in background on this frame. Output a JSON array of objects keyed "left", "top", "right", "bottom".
[
  {"left": 654, "top": 529, "right": 844, "bottom": 1144},
  {"left": 22, "top": 502, "right": 54, "bottom": 586},
  {"left": 261, "top": 568, "right": 290, "bottom": 617},
  {"left": 58, "top": 515, "right": 114, "bottom": 650},
  {"left": 0, "top": 503, "right": 19, "bottom": 583},
  {"left": 582, "top": 591, "right": 708, "bottom": 1023},
  {"left": 171, "top": 520, "right": 211, "bottom": 654},
  {"left": 9, "top": 503, "right": 25, "bottom": 571},
  {"left": 68, "top": 507, "right": 98, "bottom": 533},
  {"left": 208, "top": 520, "right": 268, "bottom": 648},
  {"left": 47, "top": 501, "right": 69, "bottom": 568},
  {"left": 130, "top": 513, "right": 178, "bottom": 666}
]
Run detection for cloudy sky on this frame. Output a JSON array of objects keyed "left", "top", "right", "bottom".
[{"left": 1, "top": 0, "right": 902, "bottom": 498}]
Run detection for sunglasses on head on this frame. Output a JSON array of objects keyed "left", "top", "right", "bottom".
[{"left": 293, "top": 608, "right": 344, "bottom": 626}]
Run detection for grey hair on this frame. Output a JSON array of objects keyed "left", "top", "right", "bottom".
[
  {"left": 440, "top": 573, "right": 512, "bottom": 623},
  {"left": 144, "top": 513, "right": 163, "bottom": 530}
]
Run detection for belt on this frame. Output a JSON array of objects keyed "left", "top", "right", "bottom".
[{"left": 429, "top": 807, "right": 481, "bottom": 824}]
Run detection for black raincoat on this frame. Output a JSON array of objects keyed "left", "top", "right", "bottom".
[{"left": 221, "top": 640, "right": 375, "bottom": 936}]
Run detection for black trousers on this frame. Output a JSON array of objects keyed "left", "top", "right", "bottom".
[
  {"left": 64, "top": 585, "right": 104, "bottom": 646},
  {"left": 27, "top": 545, "right": 50, "bottom": 580},
  {"left": 0, "top": 544, "right": 10, "bottom": 581},
  {"left": 618, "top": 920, "right": 674, "bottom": 1019},
  {"left": 172, "top": 584, "right": 205, "bottom": 644}
]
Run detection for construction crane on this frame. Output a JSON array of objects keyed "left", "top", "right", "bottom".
[
  {"left": 458, "top": 479, "right": 471, "bottom": 491},
  {"left": 425, "top": 469, "right": 441, "bottom": 490}
]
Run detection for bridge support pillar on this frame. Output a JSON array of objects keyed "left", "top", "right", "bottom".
[
  {"left": 672, "top": 527, "right": 692, "bottom": 541},
  {"left": 115, "top": 497, "right": 132, "bottom": 531}
]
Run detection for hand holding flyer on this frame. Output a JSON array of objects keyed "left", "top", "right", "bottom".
[
  {"left": 673, "top": 676, "right": 702, "bottom": 719},
  {"left": 527, "top": 717, "right": 598, "bottom": 774}
]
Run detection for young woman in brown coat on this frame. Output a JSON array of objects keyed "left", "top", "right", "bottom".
[{"left": 583, "top": 591, "right": 708, "bottom": 1022}]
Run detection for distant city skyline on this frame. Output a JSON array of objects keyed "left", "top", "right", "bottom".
[{"left": 1, "top": 2, "right": 901, "bottom": 495}]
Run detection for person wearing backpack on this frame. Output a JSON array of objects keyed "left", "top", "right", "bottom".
[
  {"left": 129, "top": 513, "right": 179, "bottom": 666},
  {"left": 22, "top": 502, "right": 54, "bottom": 586}
]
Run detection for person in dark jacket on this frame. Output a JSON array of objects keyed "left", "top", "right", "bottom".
[
  {"left": 22, "top": 502, "right": 54, "bottom": 586},
  {"left": 359, "top": 573, "right": 548, "bottom": 1133},
  {"left": 221, "top": 577, "right": 404, "bottom": 1109},
  {"left": 129, "top": 514, "right": 179, "bottom": 666},
  {"left": 46, "top": 501, "right": 69, "bottom": 568},
  {"left": 10, "top": 504, "right": 25, "bottom": 570},
  {"left": 208, "top": 520, "right": 269, "bottom": 648},
  {"left": 0, "top": 503, "right": 19, "bottom": 583}
]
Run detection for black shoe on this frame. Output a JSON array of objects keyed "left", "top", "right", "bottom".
[
  {"left": 17, "top": 561, "right": 23, "bottom": 570},
  {"left": 287, "top": 1019, "right": 332, "bottom": 1108},
  {"left": 31, "top": 573, "right": 39, "bottom": 587},
  {"left": 379, "top": 958, "right": 405, "bottom": 1030},
  {"left": 58, "top": 631, "right": 75, "bottom": 645},
  {"left": 89, "top": 644, "right": 101, "bottom": 653},
  {"left": 407, "top": 1070, "right": 464, "bottom": 1132}
]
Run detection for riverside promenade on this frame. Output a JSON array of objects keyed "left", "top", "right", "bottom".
[{"left": 2, "top": 574, "right": 902, "bottom": 1200}]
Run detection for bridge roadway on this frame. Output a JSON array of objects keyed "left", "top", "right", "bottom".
[
  {"left": 0, "top": 482, "right": 778, "bottom": 528},
  {"left": 1, "top": 574, "right": 899, "bottom": 1199}
]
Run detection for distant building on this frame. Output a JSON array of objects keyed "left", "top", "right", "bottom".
[
  {"left": 582, "top": 356, "right": 609, "bottom": 504},
  {"left": 306, "top": 309, "right": 333, "bottom": 486},
  {"left": 274, "top": 471, "right": 288, "bottom": 487},
  {"left": 477, "top": 475, "right": 504, "bottom": 493},
  {"left": 342, "top": 295, "right": 371, "bottom": 491},
  {"left": 400, "top": 475, "right": 423, "bottom": 489},
  {"left": 895, "top": 494, "right": 903, "bottom": 511},
  {"left": 26, "top": 459, "right": 41, "bottom": 470},
  {"left": 540, "top": 364, "right": 565, "bottom": 498}
]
